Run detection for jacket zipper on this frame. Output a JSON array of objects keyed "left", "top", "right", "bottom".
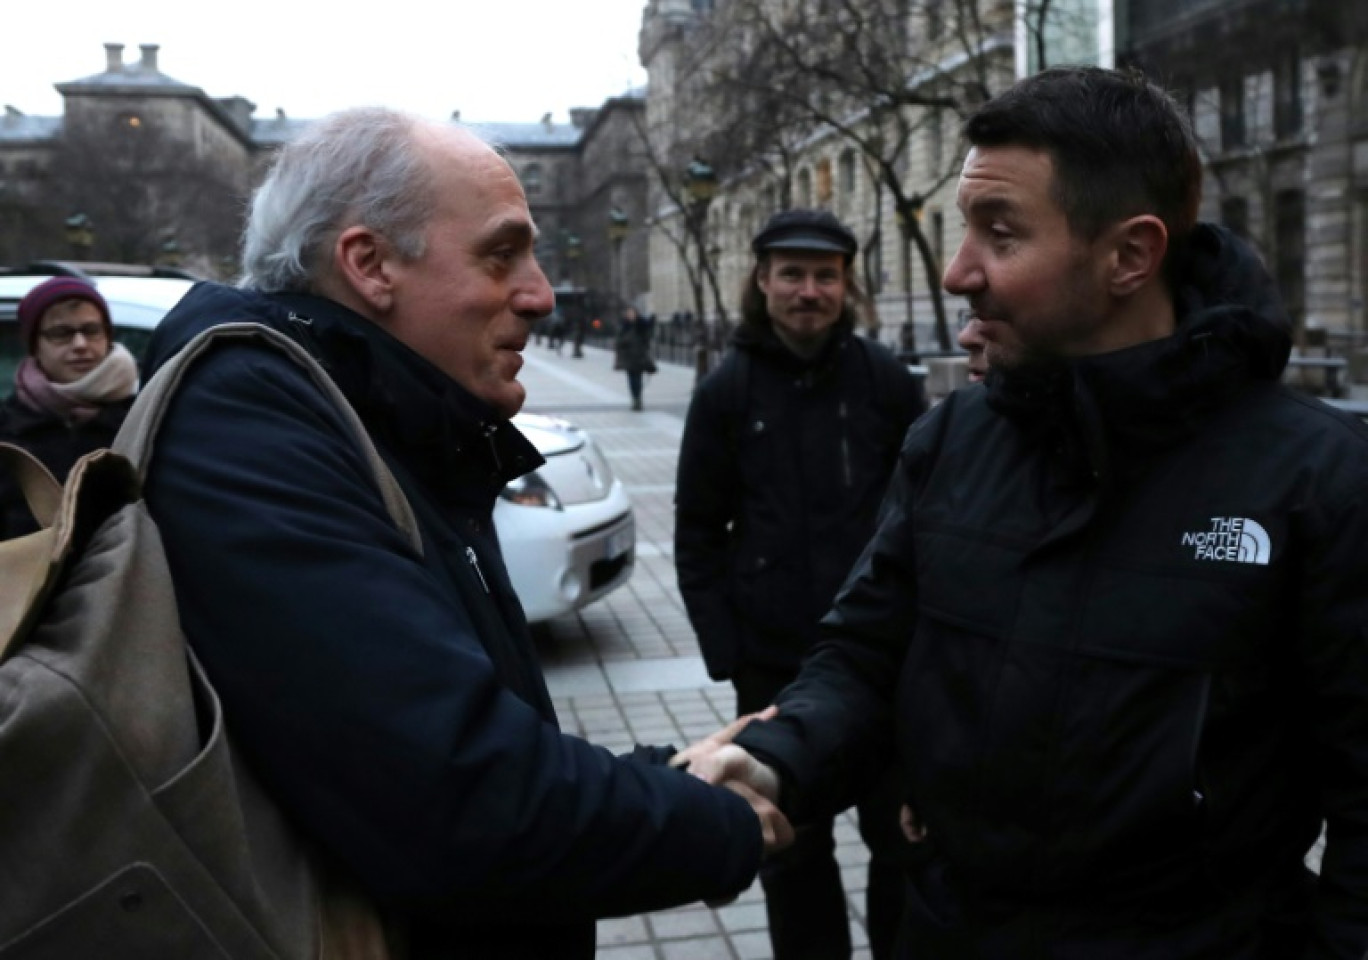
[
  {"left": 466, "top": 546, "right": 491, "bottom": 594},
  {"left": 839, "top": 400, "right": 854, "bottom": 488}
]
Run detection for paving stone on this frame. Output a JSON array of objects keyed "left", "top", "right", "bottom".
[
  {"left": 661, "top": 936, "right": 735, "bottom": 960},
  {"left": 648, "top": 907, "right": 720, "bottom": 939},
  {"left": 597, "top": 915, "right": 651, "bottom": 946}
]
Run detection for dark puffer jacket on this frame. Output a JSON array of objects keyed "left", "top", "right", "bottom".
[
  {"left": 675, "top": 320, "right": 925, "bottom": 680},
  {"left": 736, "top": 225, "right": 1368, "bottom": 959},
  {"left": 0, "top": 393, "right": 133, "bottom": 538},
  {"left": 140, "top": 283, "right": 762, "bottom": 960}
]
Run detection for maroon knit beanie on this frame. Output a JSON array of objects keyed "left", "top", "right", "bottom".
[{"left": 17, "top": 277, "right": 112, "bottom": 354}]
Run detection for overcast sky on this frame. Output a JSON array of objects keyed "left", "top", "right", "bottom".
[{"left": 4, "top": 0, "right": 651, "bottom": 124}]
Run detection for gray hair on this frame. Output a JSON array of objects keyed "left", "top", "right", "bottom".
[{"left": 239, "top": 107, "right": 439, "bottom": 292}]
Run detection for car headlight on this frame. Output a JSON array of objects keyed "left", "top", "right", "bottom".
[{"left": 500, "top": 471, "right": 563, "bottom": 510}]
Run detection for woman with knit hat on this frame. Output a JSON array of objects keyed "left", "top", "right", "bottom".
[{"left": 0, "top": 277, "right": 139, "bottom": 537}]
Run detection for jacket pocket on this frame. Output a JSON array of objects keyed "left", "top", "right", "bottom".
[{"left": 0, "top": 863, "right": 232, "bottom": 959}]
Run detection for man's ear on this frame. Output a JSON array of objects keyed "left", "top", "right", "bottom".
[
  {"left": 1108, "top": 215, "right": 1168, "bottom": 298},
  {"left": 332, "top": 226, "right": 396, "bottom": 315}
]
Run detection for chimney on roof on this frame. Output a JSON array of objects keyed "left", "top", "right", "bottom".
[
  {"left": 139, "top": 44, "right": 160, "bottom": 72},
  {"left": 541, "top": 112, "right": 553, "bottom": 132},
  {"left": 105, "top": 43, "right": 125, "bottom": 73}
]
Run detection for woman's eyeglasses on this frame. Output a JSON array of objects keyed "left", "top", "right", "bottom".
[{"left": 39, "top": 323, "right": 108, "bottom": 346}]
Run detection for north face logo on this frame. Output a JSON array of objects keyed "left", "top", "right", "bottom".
[{"left": 1180, "top": 517, "right": 1271, "bottom": 565}]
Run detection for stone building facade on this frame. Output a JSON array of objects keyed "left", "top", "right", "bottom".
[
  {"left": 638, "top": 0, "right": 1367, "bottom": 360},
  {"left": 0, "top": 42, "right": 649, "bottom": 313},
  {"left": 1121, "top": 0, "right": 1368, "bottom": 349},
  {"left": 636, "top": 0, "right": 1021, "bottom": 350}
]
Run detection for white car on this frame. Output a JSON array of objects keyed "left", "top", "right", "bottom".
[{"left": 0, "top": 266, "right": 635, "bottom": 623}]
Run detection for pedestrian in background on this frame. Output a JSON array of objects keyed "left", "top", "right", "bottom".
[
  {"left": 0, "top": 277, "right": 138, "bottom": 538},
  {"left": 675, "top": 208, "right": 926, "bottom": 960},
  {"left": 615, "top": 306, "right": 656, "bottom": 411}
]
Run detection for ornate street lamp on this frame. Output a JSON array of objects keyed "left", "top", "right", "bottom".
[
  {"left": 64, "top": 213, "right": 94, "bottom": 259},
  {"left": 683, "top": 159, "right": 718, "bottom": 205},
  {"left": 159, "top": 236, "right": 182, "bottom": 268}
]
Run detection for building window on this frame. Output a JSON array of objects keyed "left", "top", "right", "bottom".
[
  {"left": 1275, "top": 189, "right": 1305, "bottom": 323},
  {"left": 1274, "top": 50, "right": 1303, "bottom": 139},
  {"left": 839, "top": 150, "right": 857, "bottom": 195},
  {"left": 1221, "top": 196, "right": 1249, "bottom": 238},
  {"left": 1220, "top": 75, "right": 1245, "bottom": 150},
  {"left": 522, "top": 163, "right": 543, "bottom": 197},
  {"left": 816, "top": 158, "right": 833, "bottom": 205},
  {"left": 868, "top": 233, "right": 883, "bottom": 294}
]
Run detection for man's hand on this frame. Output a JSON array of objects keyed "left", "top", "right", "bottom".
[
  {"left": 900, "top": 803, "right": 928, "bottom": 843},
  {"left": 670, "top": 705, "right": 777, "bottom": 776},
  {"left": 723, "top": 779, "right": 793, "bottom": 855},
  {"left": 686, "top": 743, "right": 781, "bottom": 803},
  {"left": 702, "top": 777, "right": 794, "bottom": 908}
]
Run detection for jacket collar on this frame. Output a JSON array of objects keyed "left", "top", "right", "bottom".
[
  {"left": 733, "top": 315, "right": 856, "bottom": 381},
  {"left": 985, "top": 223, "right": 1292, "bottom": 483},
  {"left": 270, "top": 293, "right": 544, "bottom": 508},
  {"left": 148, "top": 283, "right": 542, "bottom": 511}
]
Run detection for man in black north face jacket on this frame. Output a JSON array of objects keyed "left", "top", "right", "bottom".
[{"left": 683, "top": 67, "right": 1368, "bottom": 959}]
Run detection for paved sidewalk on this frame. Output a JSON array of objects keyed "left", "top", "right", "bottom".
[{"left": 518, "top": 339, "right": 876, "bottom": 960}]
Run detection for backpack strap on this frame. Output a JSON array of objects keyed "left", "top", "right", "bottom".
[{"left": 114, "top": 322, "right": 424, "bottom": 557}]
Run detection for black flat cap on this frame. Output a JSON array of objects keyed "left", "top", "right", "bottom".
[{"left": 752, "top": 208, "right": 858, "bottom": 259}]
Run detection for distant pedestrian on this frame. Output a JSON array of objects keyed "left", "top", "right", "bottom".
[
  {"left": 615, "top": 307, "right": 656, "bottom": 411},
  {"left": 675, "top": 208, "right": 926, "bottom": 960},
  {"left": 0, "top": 277, "right": 138, "bottom": 538},
  {"left": 547, "top": 309, "right": 567, "bottom": 354}
]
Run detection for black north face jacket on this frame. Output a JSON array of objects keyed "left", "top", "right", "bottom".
[
  {"left": 737, "top": 225, "right": 1368, "bottom": 958},
  {"left": 675, "top": 320, "right": 925, "bottom": 680}
]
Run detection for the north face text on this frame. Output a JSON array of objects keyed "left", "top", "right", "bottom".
[{"left": 1180, "top": 517, "right": 1271, "bottom": 565}]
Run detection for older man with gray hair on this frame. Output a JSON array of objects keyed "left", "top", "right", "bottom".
[{"left": 138, "top": 107, "right": 787, "bottom": 958}]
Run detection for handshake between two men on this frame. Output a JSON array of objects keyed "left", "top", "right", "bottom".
[{"left": 670, "top": 707, "right": 792, "bottom": 857}]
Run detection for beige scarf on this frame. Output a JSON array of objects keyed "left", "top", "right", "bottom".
[{"left": 15, "top": 343, "right": 140, "bottom": 424}]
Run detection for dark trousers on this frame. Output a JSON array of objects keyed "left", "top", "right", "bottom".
[
  {"left": 735, "top": 663, "right": 906, "bottom": 960},
  {"left": 626, "top": 370, "right": 644, "bottom": 409}
]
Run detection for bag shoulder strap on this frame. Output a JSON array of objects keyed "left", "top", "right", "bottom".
[{"left": 114, "top": 322, "right": 424, "bottom": 557}]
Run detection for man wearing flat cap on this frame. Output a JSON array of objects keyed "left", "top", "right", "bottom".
[{"left": 675, "top": 209, "right": 925, "bottom": 959}]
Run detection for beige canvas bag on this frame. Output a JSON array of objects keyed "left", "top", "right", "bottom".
[{"left": 0, "top": 323, "right": 418, "bottom": 959}]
